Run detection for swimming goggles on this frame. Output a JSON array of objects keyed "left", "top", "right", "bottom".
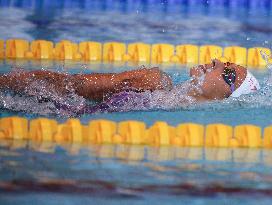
[{"left": 222, "top": 62, "right": 236, "bottom": 93}]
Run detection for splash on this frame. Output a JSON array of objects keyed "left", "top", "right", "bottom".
[
  {"left": 0, "top": 69, "right": 87, "bottom": 117},
  {"left": 86, "top": 79, "right": 199, "bottom": 114}
]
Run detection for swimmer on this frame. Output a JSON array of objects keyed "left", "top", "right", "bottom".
[{"left": 0, "top": 59, "right": 260, "bottom": 114}]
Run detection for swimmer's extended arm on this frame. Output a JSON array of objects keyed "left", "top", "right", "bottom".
[
  {"left": 0, "top": 67, "right": 173, "bottom": 101},
  {"left": 75, "top": 67, "right": 173, "bottom": 101}
]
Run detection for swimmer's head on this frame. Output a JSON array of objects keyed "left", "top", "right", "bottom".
[{"left": 190, "top": 59, "right": 260, "bottom": 100}]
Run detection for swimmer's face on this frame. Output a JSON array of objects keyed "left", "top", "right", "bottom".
[{"left": 190, "top": 60, "right": 247, "bottom": 100}]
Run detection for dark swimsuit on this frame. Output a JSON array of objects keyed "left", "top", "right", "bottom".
[{"left": 54, "top": 91, "right": 150, "bottom": 115}]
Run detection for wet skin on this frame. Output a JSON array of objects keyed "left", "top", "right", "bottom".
[
  {"left": 0, "top": 67, "right": 172, "bottom": 101},
  {"left": 0, "top": 60, "right": 247, "bottom": 102},
  {"left": 189, "top": 59, "right": 247, "bottom": 101}
]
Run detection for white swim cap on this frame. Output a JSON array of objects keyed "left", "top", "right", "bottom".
[{"left": 230, "top": 70, "right": 260, "bottom": 97}]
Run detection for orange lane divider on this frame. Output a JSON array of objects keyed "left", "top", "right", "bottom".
[
  {"left": 103, "top": 42, "right": 126, "bottom": 62},
  {"left": 29, "top": 40, "right": 54, "bottom": 59},
  {"left": 0, "top": 39, "right": 4, "bottom": 59},
  {"left": 175, "top": 44, "right": 199, "bottom": 65},
  {"left": 54, "top": 40, "right": 82, "bottom": 60},
  {"left": 199, "top": 45, "right": 223, "bottom": 65},
  {"left": 224, "top": 46, "right": 247, "bottom": 66},
  {"left": 1, "top": 116, "right": 272, "bottom": 148},
  {"left": 127, "top": 43, "right": 151, "bottom": 63},
  {"left": 151, "top": 44, "right": 175, "bottom": 64},
  {"left": 5, "top": 39, "right": 29, "bottom": 59},
  {"left": 0, "top": 39, "right": 271, "bottom": 68},
  {"left": 205, "top": 124, "right": 236, "bottom": 147},
  {"left": 175, "top": 123, "right": 204, "bottom": 146},
  {"left": 247, "top": 47, "right": 271, "bottom": 68},
  {"left": 79, "top": 41, "right": 102, "bottom": 61},
  {"left": 118, "top": 120, "right": 146, "bottom": 144}
]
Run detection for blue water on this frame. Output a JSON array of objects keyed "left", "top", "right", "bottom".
[
  {"left": 1, "top": 1, "right": 272, "bottom": 204},
  {"left": 0, "top": 0, "right": 272, "bottom": 47},
  {"left": 1, "top": 141, "right": 272, "bottom": 205}
]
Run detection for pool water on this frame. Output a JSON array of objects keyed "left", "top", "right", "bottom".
[
  {"left": 0, "top": 60, "right": 271, "bottom": 204},
  {"left": 1, "top": 0, "right": 272, "bottom": 204},
  {"left": 1, "top": 142, "right": 272, "bottom": 205},
  {"left": 0, "top": 0, "right": 272, "bottom": 47}
]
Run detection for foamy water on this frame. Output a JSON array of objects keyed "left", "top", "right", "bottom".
[{"left": 0, "top": 68, "right": 86, "bottom": 117}]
